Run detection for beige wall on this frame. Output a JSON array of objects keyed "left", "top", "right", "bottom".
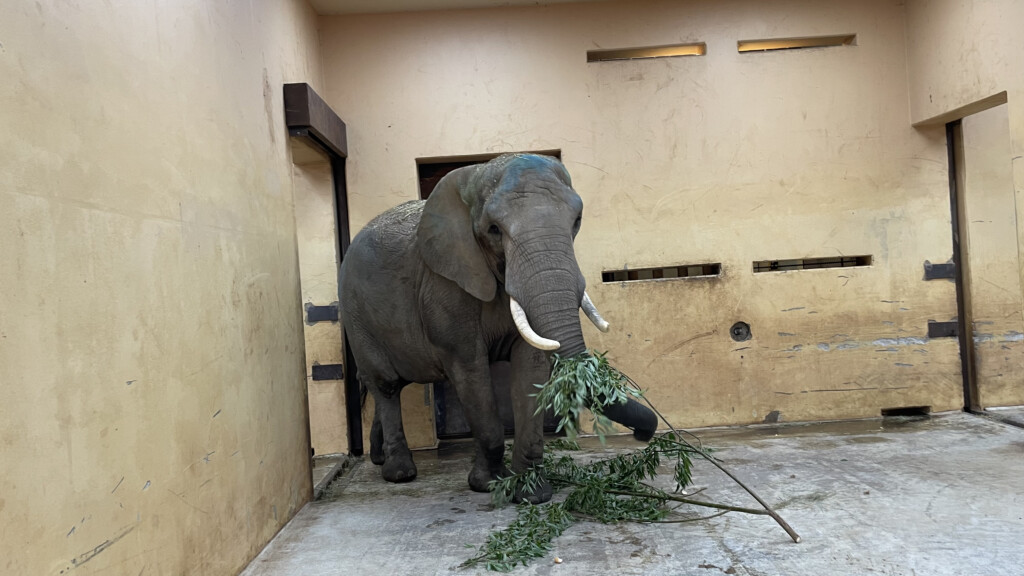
[
  {"left": 320, "top": 0, "right": 966, "bottom": 435},
  {"left": 907, "top": 0, "right": 1024, "bottom": 407},
  {"left": 905, "top": 0, "right": 1024, "bottom": 125},
  {"left": 0, "top": 1, "right": 323, "bottom": 574}
]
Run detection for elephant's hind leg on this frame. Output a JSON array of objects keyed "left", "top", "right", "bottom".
[
  {"left": 365, "top": 383, "right": 417, "bottom": 483},
  {"left": 369, "top": 400, "right": 385, "bottom": 466}
]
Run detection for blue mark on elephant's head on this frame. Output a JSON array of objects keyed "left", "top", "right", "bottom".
[
  {"left": 495, "top": 153, "right": 572, "bottom": 190},
  {"left": 462, "top": 153, "right": 576, "bottom": 218}
]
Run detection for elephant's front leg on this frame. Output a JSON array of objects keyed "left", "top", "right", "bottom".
[
  {"left": 446, "top": 357, "right": 510, "bottom": 492},
  {"left": 509, "top": 339, "right": 554, "bottom": 504}
]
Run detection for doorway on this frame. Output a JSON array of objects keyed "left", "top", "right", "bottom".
[
  {"left": 283, "top": 83, "right": 364, "bottom": 469},
  {"left": 947, "top": 103, "right": 1024, "bottom": 411},
  {"left": 416, "top": 151, "right": 563, "bottom": 439}
]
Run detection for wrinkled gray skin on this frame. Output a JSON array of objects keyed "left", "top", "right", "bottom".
[{"left": 339, "top": 154, "right": 656, "bottom": 503}]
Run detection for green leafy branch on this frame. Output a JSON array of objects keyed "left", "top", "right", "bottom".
[
  {"left": 464, "top": 434, "right": 730, "bottom": 572},
  {"left": 461, "top": 350, "right": 800, "bottom": 572},
  {"left": 460, "top": 501, "right": 575, "bottom": 572},
  {"left": 533, "top": 350, "right": 643, "bottom": 442}
]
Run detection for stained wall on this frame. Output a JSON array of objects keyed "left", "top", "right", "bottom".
[
  {"left": 0, "top": 1, "right": 323, "bottom": 574},
  {"left": 320, "top": 0, "right": 966, "bottom": 437}
]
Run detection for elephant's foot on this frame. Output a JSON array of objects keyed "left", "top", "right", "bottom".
[
  {"left": 513, "top": 476, "right": 553, "bottom": 505},
  {"left": 468, "top": 463, "right": 511, "bottom": 493},
  {"left": 381, "top": 450, "right": 417, "bottom": 483}
]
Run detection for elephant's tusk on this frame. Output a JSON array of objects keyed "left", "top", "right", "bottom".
[
  {"left": 581, "top": 291, "right": 610, "bottom": 333},
  {"left": 509, "top": 297, "right": 560, "bottom": 351}
]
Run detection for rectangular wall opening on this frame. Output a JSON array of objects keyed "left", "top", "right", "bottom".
[
  {"left": 753, "top": 255, "right": 871, "bottom": 273},
  {"left": 417, "top": 150, "right": 561, "bottom": 199},
  {"left": 602, "top": 263, "right": 721, "bottom": 283},
  {"left": 738, "top": 34, "right": 856, "bottom": 53},
  {"left": 881, "top": 406, "right": 931, "bottom": 418},
  {"left": 587, "top": 43, "right": 706, "bottom": 62}
]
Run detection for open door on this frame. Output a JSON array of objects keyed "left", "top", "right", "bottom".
[{"left": 284, "top": 84, "right": 360, "bottom": 459}]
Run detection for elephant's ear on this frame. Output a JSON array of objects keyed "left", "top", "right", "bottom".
[{"left": 416, "top": 166, "right": 497, "bottom": 302}]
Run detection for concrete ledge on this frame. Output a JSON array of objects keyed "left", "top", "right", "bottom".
[
  {"left": 977, "top": 406, "right": 1024, "bottom": 430},
  {"left": 311, "top": 454, "right": 353, "bottom": 501}
]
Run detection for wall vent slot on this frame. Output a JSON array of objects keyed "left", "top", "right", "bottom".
[
  {"left": 738, "top": 34, "right": 856, "bottom": 53},
  {"left": 881, "top": 406, "right": 931, "bottom": 418},
  {"left": 602, "top": 263, "right": 721, "bottom": 283},
  {"left": 587, "top": 43, "right": 706, "bottom": 62},
  {"left": 753, "top": 255, "right": 871, "bottom": 273}
]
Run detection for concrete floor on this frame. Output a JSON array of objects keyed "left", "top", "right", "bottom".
[{"left": 243, "top": 412, "right": 1024, "bottom": 576}]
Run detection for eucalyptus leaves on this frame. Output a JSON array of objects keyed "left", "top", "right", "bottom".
[
  {"left": 462, "top": 350, "right": 708, "bottom": 572},
  {"left": 462, "top": 434, "right": 713, "bottom": 572},
  {"left": 534, "top": 351, "right": 643, "bottom": 442},
  {"left": 461, "top": 350, "right": 800, "bottom": 572}
]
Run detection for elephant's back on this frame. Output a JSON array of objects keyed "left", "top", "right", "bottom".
[
  {"left": 343, "top": 200, "right": 424, "bottom": 272},
  {"left": 340, "top": 199, "right": 425, "bottom": 311},
  {"left": 360, "top": 200, "right": 425, "bottom": 241},
  {"left": 339, "top": 200, "right": 441, "bottom": 384}
]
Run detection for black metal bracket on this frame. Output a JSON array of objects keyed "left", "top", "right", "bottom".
[
  {"left": 305, "top": 302, "right": 339, "bottom": 324},
  {"left": 311, "top": 364, "right": 345, "bottom": 381},
  {"left": 928, "top": 320, "right": 958, "bottom": 338},
  {"left": 924, "top": 260, "right": 956, "bottom": 280}
]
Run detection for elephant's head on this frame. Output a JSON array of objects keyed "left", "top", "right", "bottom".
[
  {"left": 416, "top": 153, "right": 657, "bottom": 441},
  {"left": 417, "top": 153, "right": 600, "bottom": 355}
]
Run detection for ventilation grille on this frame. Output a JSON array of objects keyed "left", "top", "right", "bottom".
[
  {"left": 738, "top": 34, "right": 856, "bottom": 53},
  {"left": 587, "top": 43, "right": 706, "bottom": 62},
  {"left": 602, "top": 263, "right": 721, "bottom": 283},
  {"left": 753, "top": 255, "right": 871, "bottom": 273}
]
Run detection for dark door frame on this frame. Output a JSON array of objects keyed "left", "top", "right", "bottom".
[
  {"left": 945, "top": 119, "right": 979, "bottom": 412},
  {"left": 416, "top": 150, "right": 563, "bottom": 439},
  {"left": 284, "top": 83, "right": 363, "bottom": 456}
]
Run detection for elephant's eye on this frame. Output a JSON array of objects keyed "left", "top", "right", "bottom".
[
  {"left": 573, "top": 216, "right": 582, "bottom": 230},
  {"left": 488, "top": 224, "right": 501, "bottom": 236}
]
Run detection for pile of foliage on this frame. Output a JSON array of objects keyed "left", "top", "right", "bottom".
[{"left": 462, "top": 351, "right": 795, "bottom": 572}]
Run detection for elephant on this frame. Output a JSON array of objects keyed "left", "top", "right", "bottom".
[{"left": 338, "top": 153, "right": 658, "bottom": 503}]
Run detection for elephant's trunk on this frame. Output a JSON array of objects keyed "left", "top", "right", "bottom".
[
  {"left": 517, "top": 279, "right": 587, "bottom": 358},
  {"left": 504, "top": 235, "right": 659, "bottom": 441},
  {"left": 504, "top": 236, "right": 587, "bottom": 357},
  {"left": 530, "top": 291, "right": 587, "bottom": 357},
  {"left": 510, "top": 291, "right": 608, "bottom": 349}
]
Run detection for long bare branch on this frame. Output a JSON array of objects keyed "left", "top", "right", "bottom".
[{"left": 622, "top": 373, "right": 802, "bottom": 544}]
